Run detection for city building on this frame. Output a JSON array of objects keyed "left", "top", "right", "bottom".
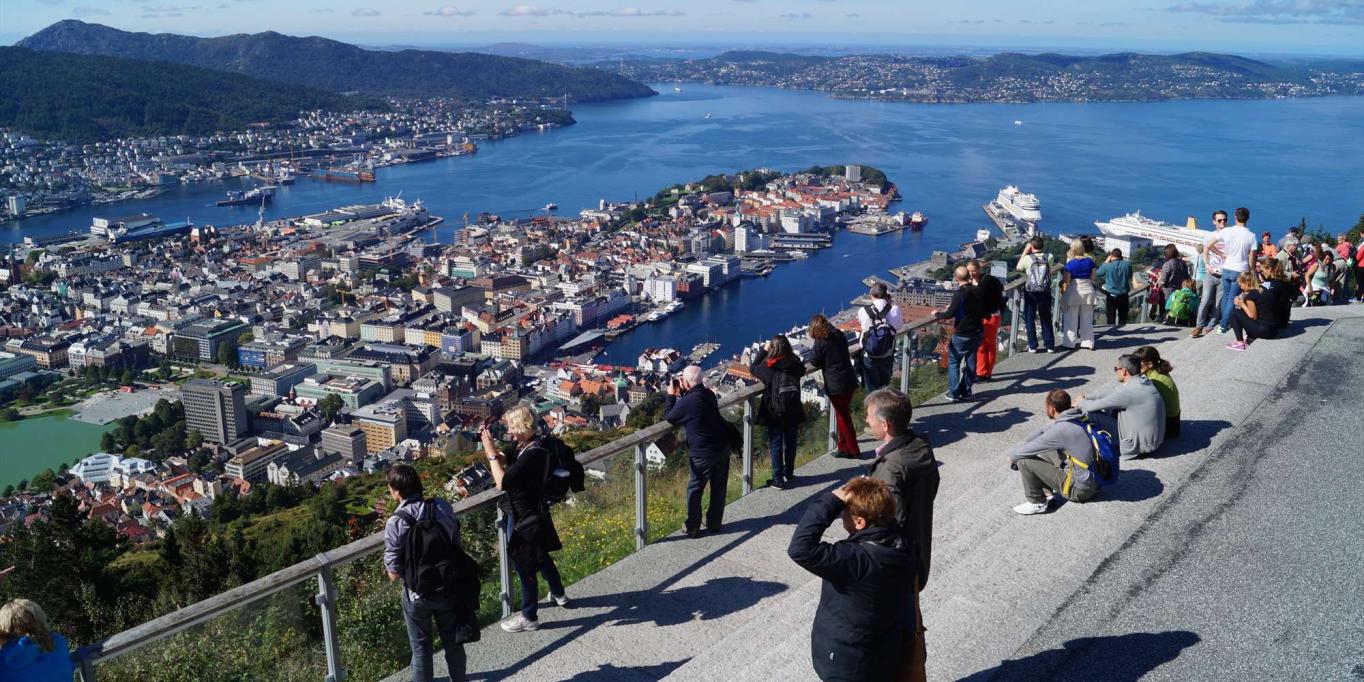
[
  {"left": 0, "top": 351, "right": 38, "bottom": 380},
  {"left": 319, "top": 425, "right": 368, "bottom": 462},
  {"left": 172, "top": 318, "right": 250, "bottom": 363},
  {"left": 249, "top": 363, "right": 317, "bottom": 398},
  {"left": 351, "top": 399, "right": 410, "bottom": 454},
  {"left": 224, "top": 440, "right": 291, "bottom": 482},
  {"left": 182, "top": 379, "right": 249, "bottom": 444}
]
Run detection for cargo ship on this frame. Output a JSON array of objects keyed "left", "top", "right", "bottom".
[
  {"left": 910, "top": 211, "right": 927, "bottom": 231},
  {"left": 216, "top": 186, "right": 275, "bottom": 206},
  {"left": 313, "top": 168, "right": 376, "bottom": 183}
]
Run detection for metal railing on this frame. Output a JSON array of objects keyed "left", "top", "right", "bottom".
[{"left": 71, "top": 262, "right": 1150, "bottom": 681}]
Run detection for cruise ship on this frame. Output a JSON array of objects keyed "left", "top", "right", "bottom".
[
  {"left": 996, "top": 186, "right": 1042, "bottom": 223},
  {"left": 1095, "top": 212, "right": 1212, "bottom": 259}
]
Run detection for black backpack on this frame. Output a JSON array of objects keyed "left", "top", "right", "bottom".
[
  {"left": 862, "top": 304, "right": 897, "bottom": 357},
  {"left": 767, "top": 367, "right": 803, "bottom": 419},
  {"left": 539, "top": 435, "right": 585, "bottom": 507},
  {"left": 394, "top": 501, "right": 482, "bottom": 644}
]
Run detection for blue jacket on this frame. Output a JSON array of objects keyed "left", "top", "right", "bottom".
[
  {"left": 0, "top": 633, "right": 74, "bottom": 682},
  {"left": 665, "top": 384, "right": 731, "bottom": 461}
]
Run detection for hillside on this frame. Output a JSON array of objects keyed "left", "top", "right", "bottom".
[
  {"left": 0, "top": 47, "right": 375, "bottom": 140},
  {"left": 19, "top": 20, "right": 657, "bottom": 102}
]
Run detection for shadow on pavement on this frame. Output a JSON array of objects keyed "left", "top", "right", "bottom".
[
  {"left": 916, "top": 406, "right": 1031, "bottom": 449},
  {"left": 1271, "top": 316, "right": 1331, "bottom": 339},
  {"left": 546, "top": 575, "right": 788, "bottom": 629},
  {"left": 1097, "top": 469, "right": 1163, "bottom": 503},
  {"left": 1149, "top": 419, "right": 1232, "bottom": 459},
  {"left": 561, "top": 660, "right": 688, "bottom": 681},
  {"left": 961, "top": 630, "right": 1201, "bottom": 681}
]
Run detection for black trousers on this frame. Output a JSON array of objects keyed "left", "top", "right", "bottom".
[
  {"left": 686, "top": 456, "right": 729, "bottom": 530},
  {"left": 1230, "top": 309, "right": 1277, "bottom": 342},
  {"left": 1104, "top": 292, "right": 1130, "bottom": 326}
]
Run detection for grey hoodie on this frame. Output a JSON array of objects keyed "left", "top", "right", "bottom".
[
  {"left": 1007, "top": 407, "right": 1099, "bottom": 498},
  {"left": 1078, "top": 375, "right": 1166, "bottom": 458}
]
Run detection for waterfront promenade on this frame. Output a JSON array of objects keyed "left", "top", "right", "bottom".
[{"left": 387, "top": 305, "right": 1364, "bottom": 681}]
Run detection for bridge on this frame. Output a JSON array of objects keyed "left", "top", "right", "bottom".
[{"left": 72, "top": 282, "right": 1364, "bottom": 681}]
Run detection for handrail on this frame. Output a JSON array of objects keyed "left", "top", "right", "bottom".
[{"left": 71, "top": 259, "right": 1150, "bottom": 678}]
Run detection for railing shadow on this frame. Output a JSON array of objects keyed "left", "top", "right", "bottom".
[
  {"left": 1094, "top": 468, "right": 1163, "bottom": 503},
  {"left": 1149, "top": 419, "right": 1232, "bottom": 460},
  {"left": 561, "top": 660, "right": 689, "bottom": 681},
  {"left": 960, "top": 630, "right": 1201, "bottom": 681}
]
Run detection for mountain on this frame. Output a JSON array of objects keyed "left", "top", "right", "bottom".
[
  {"left": 0, "top": 47, "right": 376, "bottom": 140},
  {"left": 19, "top": 20, "right": 656, "bottom": 102}
]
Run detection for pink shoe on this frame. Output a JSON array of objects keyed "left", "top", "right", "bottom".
[{"left": 1225, "top": 341, "right": 1248, "bottom": 351}]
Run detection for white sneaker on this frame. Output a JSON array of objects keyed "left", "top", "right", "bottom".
[
  {"left": 500, "top": 614, "right": 539, "bottom": 633},
  {"left": 1012, "top": 501, "right": 1049, "bottom": 515},
  {"left": 552, "top": 593, "right": 571, "bottom": 608}
]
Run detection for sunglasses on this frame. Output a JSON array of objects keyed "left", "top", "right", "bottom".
[{"left": 1214, "top": 218, "right": 1227, "bottom": 223}]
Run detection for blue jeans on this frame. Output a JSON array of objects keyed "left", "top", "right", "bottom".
[
  {"left": 1023, "top": 290, "right": 1054, "bottom": 349},
  {"left": 686, "top": 456, "right": 729, "bottom": 530},
  {"left": 512, "top": 553, "right": 564, "bottom": 622},
  {"left": 947, "top": 332, "right": 982, "bottom": 398},
  {"left": 768, "top": 424, "right": 799, "bottom": 482},
  {"left": 401, "top": 589, "right": 468, "bottom": 682},
  {"left": 1218, "top": 269, "right": 1243, "bottom": 331}
]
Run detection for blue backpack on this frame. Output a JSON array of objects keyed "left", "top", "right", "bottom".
[{"left": 1083, "top": 417, "right": 1120, "bottom": 486}]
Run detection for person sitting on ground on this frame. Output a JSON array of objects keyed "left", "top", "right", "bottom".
[
  {"left": 1007, "top": 389, "right": 1099, "bottom": 515},
  {"left": 1257, "top": 257, "right": 1294, "bottom": 330},
  {"left": 788, "top": 477, "right": 917, "bottom": 682},
  {"left": 665, "top": 365, "right": 733, "bottom": 537},
  {"left": 0, "top": 599, "right": 73, "bottom": 682},
  {"left": 1133, "top": 346, "right": 1180, "bottom": 439},
  {"left": 862, "top": 388, "right": 940, "bottom": 590},
  {"left": 1227, "top": 271, "right": 1279, "bottom": 351},
  {"left": 1078, "top": 354, "right": 1166, "bottom": 459},
  {"left": 808, "top": 314, "right": 860, "bottom": 459},
  {"left": 1164, "top": 278, "right": 1199, "bottom": 327},
  {"left": 751, "top": 334, "right": 807, "bottom": 489},
  {"left": 1306, "top": 250, "right": 1339, "bottom": 306}
]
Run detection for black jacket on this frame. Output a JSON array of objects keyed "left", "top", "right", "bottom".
[
  {"left": 788, "top": 493, "right": 917, "bottom": 682},
  {"left": 749, "top": 348, "right": 807, "bottom": 428},
  {"left": 934, "top": 282, "right": 985, "bottom": 335},
  {"left": 497, "top": 439, "right": 563, "bottom": 566},
  {"left": 665, "top": 384, "right": 730, "bottom": 461},
  {"left": 866, "top": 431, "right": 940, "bottom": 587},
  {"left": 809, "top": 332, "right": 857, "bottom": 397},
  {"left": 977, "top": 274, "right": 1006, "bottom": 317}
]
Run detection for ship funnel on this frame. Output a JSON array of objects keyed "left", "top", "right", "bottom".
[{"left": 1186, "top": 217, "right": 1197, "bottom": 230}]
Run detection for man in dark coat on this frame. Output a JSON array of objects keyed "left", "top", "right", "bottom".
[
  {"left": 665, "top": 365, "right": 732, "bottom": 536},
  {"left": 969, "top": 259, "right": 1006, "bottom": 381},
  {"left": 788, "top": 477, "right": 917, "bottom": 681},
  {"left": 934, "top": 266, "right": 986, "bottom": 401}
]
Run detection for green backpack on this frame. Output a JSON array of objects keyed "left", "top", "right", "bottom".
[{"left": 1166, "top": 288, "right": 1198, "bottom": 321}]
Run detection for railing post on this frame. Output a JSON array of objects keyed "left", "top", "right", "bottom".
[
  {"left": 496, "top": 507, "right": 512, "bottom": 618},
  {"left": 825, "top": 393, "right": 836, "bottom": 454},
  {"left": 79, "top": 656, "right": 96, "bottom": 682},
  {"left": 1138, "top": 291, "right": 1149, "bottom": 323},
  {"left": 1008, "top": 289, "right": 1022, "bottom": 358},
  {"left": 1051, "top": 278, "right": 1062, "bottom": 336},
  {"left": 314, "top": 563, "right": 346, "bottom": 682},
  {"left": 633, "top": 443, "right": 648, "bottom": 551},
  {"left": 898, "top": 333, "right": 911, "bottom": 395},
  {"left": 742, "top": 397, "right": 754, "bottom": 495}
]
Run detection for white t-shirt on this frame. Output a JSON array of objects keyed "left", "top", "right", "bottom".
[
  {"left": 857, "top": 298, "right": 903, "bottom": 335},
  {"left": 1215, "top": 224, "right": 1257, "bottom": 273},
  {"left": 1201, "top": 230, "right": 1226, "bottom": 273}
]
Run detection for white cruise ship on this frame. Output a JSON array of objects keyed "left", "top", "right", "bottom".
[
  {"left": 996, "top": 186, "right": 1042, "bottom": 223},
  {"left": 1094, "top": 212, "right": 1212, "bottom": 259}
]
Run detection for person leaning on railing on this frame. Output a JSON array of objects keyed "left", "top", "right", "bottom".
[
  {"left": 968, "top": 259, "right": 1005, "bottom": 382},
  {"left": 750, "top": 334, "right": 807, "bottom": 489},
  {"left": 808, "top": 314, "right": 861, "bottom": 459}
]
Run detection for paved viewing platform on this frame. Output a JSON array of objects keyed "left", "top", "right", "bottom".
[{"left": 389, "top": 306, "right": 1364, "bottom": 681}]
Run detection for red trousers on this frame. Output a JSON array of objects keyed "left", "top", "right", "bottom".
[
  {"left": 829, "top": 391, "right": 860, "bottom": 456},
  {"left": 977, "top": 313, "right": 1001, "bottom": 378}
]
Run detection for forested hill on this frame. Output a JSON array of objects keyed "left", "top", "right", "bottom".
[
  {"left": 19, "top": 20, "right": 657, "bottom": 102},
  {"left": 0, "top": 47, "right": 376, "bottom": 140}
]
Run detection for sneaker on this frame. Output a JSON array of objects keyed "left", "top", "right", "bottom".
[
  {"left": 1012, "top": 501, "right": 1049, "bottom": 516},
  {"left": 500, "top": 614, "right": 539, "bottom": 633},
  {"left": 1027, "top": 347, "right": 1039, "bottom": 353},
  {"left": 1044, "top": 347, "right": 1057, "bottom": 354},
  {"left": 942, "top": 392, "right": 960, "bottom": 403},
  {"left": 1216, "top": 327, "right": 1229, "bottom": 335},
  {"left": 766, "top": 477, "right": 788, "bottom": 490},
  {"left": 1225, "top": 341, "right": 1248, "bottom": 351},
  {"left": 552, "top": 593, "right": 571, "bottom": 608}
]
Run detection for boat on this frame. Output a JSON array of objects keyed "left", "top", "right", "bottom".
[
  {"left": 314, "top": 168, "right": 376, "bottom": 183},
  {"left": 1014, "top": 120, "right": 1023, "bottom": 126},
  {"left": 704, "top": 113, "right": 712, "bottom": 119},
  {"left": 216, "top": 186, "right": 275, "bottom": 207},
  {"left": 910, "top": 211, "right": 927, "bottom": 231},
  {"left": 674, "top": 86, "right": 683, "bottom": 92},
  {"left": 995, "top": 185, "right": 1042, "bottom": 223},
  {"left": 1095, "top": 212, "right": 1211, "bottom": 259},
  {"left": 543, "top": 203, "right": 558, "bottom": 211}
]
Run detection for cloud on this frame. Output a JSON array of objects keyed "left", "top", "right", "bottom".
[
  {"left": 778, "top": 11, "right": 813, "bottom": 19},
  {"left": 846, "top": 12, "right": 859, "bottom": 17},
  {"left": 425, "top": 5, "right": 474, "bottom": 16},
  {"left": 500, "top": 4, "right": 683, "bottom": 17},
  {"left": 141, "top": 4, "right": 198, "bottom": 18},
  {"left": 1165, "top": 0, "right": 1364, "bottom": 25},
  {"left": 352, "top": 7, "right": 380, "bottom": 16},
  {"left": 72, "top": 5, "right": 111, "bottom": 15},
  {"left": 500, "top": 4, "right": 567, "bottom": 15},
  {"left": 309, "top": 7, "right": 334, "bottom": 12}
]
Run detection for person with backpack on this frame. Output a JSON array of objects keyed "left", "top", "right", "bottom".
[
  {"left": 1096, "top": 248, "right": 1133, "bottom": 326},
  {"left": 666, "top": 365, "right": 734, "bottom": 536},
  {"left": 0, "top": 599, "right": 73, "bottom": 682},
  {"left": 1017, "top": 237, "right": 1056, "bottom": 353},
  {"left": 750, "top": 334, "right": 807, "bottom": 489},
  {"left": 969, "top": 259, "right": 1005, "bottom": 382},
  {"left": 1007, "top": 389, "right": 1107, "bottom": 515},
  {"left": 808, "top": 314, "right": 860, "bottom": 459},
  {"left": 482, "top": 405, "right": 569, "bottom": 633},
  {"left": 384, "top": 464, "right": 475, "bottom": 682},
  {"left": 1156, "top": 244, "right": 1191, "bottom": 318},
  {"left": 1078, "top": 354, "right": 1166, "bottom": 459},
  {"left": 857, "top": 283, "right": 902, "bottom": 392},
  {"left": 1163, "top": 278, "right": 1199, "bottom": 326},
  {"left": 933, "top": 266, "right": 985, "bottom": 402}
]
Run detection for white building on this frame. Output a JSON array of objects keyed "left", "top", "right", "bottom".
[{"left": 70, "top": 453, "right": 158, "bottom": 485}]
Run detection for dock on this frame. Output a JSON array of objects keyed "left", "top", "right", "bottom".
[{"left": 982, "top": 203, "right": 1032, "bottom": 244}]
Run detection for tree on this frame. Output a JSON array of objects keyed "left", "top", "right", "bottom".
[
  {"left": 29, "top": 468, "right": 56, "bottom": 492},
  {"left": 186, "top": 429, "right": 204, "bottom": 451},
  {"left": 2, "top": 484, "right": 13, "bottom": 497},
  {"left": 237, "top": 332, "right": 254, "bottom": 346},
  {"left": 217, "top": 341, "right": 238, "bottom": 368},
  {"left": 125, "top": 444, "right": 141, "bottom": 457},
  {"left": 119, "top": 368, "right": 135, "bottom": 386},
  {"left": 318, "top": 394, "right": 345, "bottom": 424}
]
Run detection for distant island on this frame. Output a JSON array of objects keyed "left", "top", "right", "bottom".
[
  {"left": 0, "top": 47, "right": 380, "bottom": 140},
  {"left": 19, "top": 20, "right": 657, "bottom": 103},
  {"left": 604, "top": 50, "right": 1364, "bottom": 103}
]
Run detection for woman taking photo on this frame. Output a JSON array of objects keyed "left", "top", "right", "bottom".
[
  {"left": 1059, "top": 240, "right": 1097, "bottom": 350},
  {"left": 750, "top": 334, "right": 807, "bottom": 488},
  {"left": 808, "top": 314, "right": 860, "bottom": 459}
]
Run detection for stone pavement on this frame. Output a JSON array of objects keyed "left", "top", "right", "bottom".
[{"left": 386, "top": 305, "right": 1363, "bottom": 682}]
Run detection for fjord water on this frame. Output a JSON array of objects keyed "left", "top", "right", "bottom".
[{"left": 4, "top": 85, "right": 1361, "bottom": 364}]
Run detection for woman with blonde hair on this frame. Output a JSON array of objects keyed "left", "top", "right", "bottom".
[
  {"left": 1059, "top": 240, "right": 1097, "bottom": 350},
  {"left": 0, "top": 599, "right": 74, "bottom": 681}
]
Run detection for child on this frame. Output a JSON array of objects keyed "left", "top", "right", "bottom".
[
  {"left": 0, "top": 599, "right": 74, "bottom": 681},
  {"left": 1164, "top": 278, "right": 1199, "bottom": 327}
]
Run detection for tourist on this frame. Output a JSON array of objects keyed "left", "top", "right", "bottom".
[
  {"left": 1227, "top": 271, "right": 1280, "bottom": 350},
  {"left": 1355, "top": 240, "right": 1364, "bottom": 303},
  {"left": 483, "top": 405, "right": 569, "bottom": 633},
  {"left": 1096, "top": 248, "right": 1133, "bottom": 326},
  {"left": 1257, "top": 256, "right": 1294, "bottom": 330},
  {"left": 1305, "top": 249, "right": 1337, "bottom": 306},
  {"left": 666, "top": 365, "right": 733, "bottom": 536},
  {"left": 1078, "top": 354, "right": 1165, "bottom": 459},
  {"left": 1259, "top": 232, "right": 1278, "bottom": 259},
  {"left": 750, "top": 334, "right": 807, "bottom": 489},
  {"left": 857, "top": 283, "right": 902, "bottom": 392},
  {"left": 1017, "top": 236, "right": 1056, "bottom": 352},
  {"left": 1007, "top": 389, "right": 1099, "bottom": 515},
  {"left": 933, "top": 266, "right": 985, "bottom": 401},
  {"left": 1204, "top": 207, "right": 1258, "bottom": 335},
  {"left": 384, "top": 464, "right": 471, "bottom": 682},
  {"left": 1157, "top": 244, "right": 1190, "bottom": 302},
  {"left": 787, "top": 477, "right": 916, "bottom": 682},
  {"left": 1277, "top": 225, "right": 1302, "bottom": 252},
  {"left": 1191, "top": 209, "right": 1229, "bottom": 337},
  {"left": 1275, "top": 236, "right": 1304, "bottom": 295},
  {"left": 1164, "top": 278, "right": 1199, "bottom": 327},
  {"left": 969, "top": 259, "right": 1005, "bottom": 381},
  {"left": 863, "top": 388, "right": 939, "bottom": 589},
  {"left": 1335, "top": 233, "right": 1354, "bottom": 261},
  {"left": 0, "top": 599, "right": 72, "bottom": 682},
  {"left": 1133, "top": 346, "right": 1180, "bottom": 439},
  {"left": 1059, "top": 240, "right": 1097, "bottom": 350},
  {"left": 808, "top": 315, "right": 860, "bottom": 459}
]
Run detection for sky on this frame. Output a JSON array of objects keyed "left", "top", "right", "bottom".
[{"left": 2, "top": 0, "right": 1362, "bottom": 56}]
